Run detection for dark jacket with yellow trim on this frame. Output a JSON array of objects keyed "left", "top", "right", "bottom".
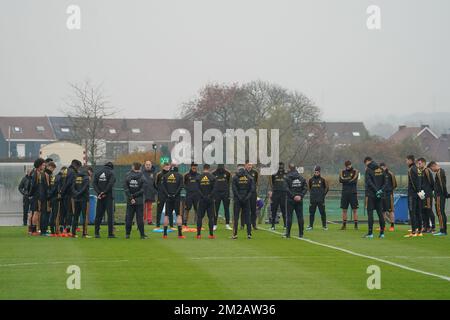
[
  {"left": 308, "top": 175, "right": 329, "bottom": 203},
  {"left": 339, "top": 168, "right": 359, "bottom": 194},
  {"left": 383, "top": 169, "right": 397, "bottom": 194},
  {"left": 434, "top": 168, "right": 448, "bottom": 198},
  {"left": 421, "top": 167, "right": 434, "bottom": 197}
]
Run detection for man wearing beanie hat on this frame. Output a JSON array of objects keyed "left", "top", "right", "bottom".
[
  {"left": 339, "top": 160, "right": 360, "bottom": 230},
  {"left": 307, "top": 165, "right": 329, "bottom": 231},
  {"left": 93, "top": 162, "right": 116, "bottom": 238}
]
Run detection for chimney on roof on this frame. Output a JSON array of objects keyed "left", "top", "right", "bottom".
[
  {"left": 398, "top": 125, "right": 406, "bottom": 131},
  {"left": 121, "top": 119, "right": 127, "bottom": 130},
  {"left": 421, "top": 124, "right": 429, "bottom": 129}
]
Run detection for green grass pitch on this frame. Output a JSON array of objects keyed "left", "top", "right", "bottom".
[{"left": 0, "top": 223, "right": 449, "bottom": 300}]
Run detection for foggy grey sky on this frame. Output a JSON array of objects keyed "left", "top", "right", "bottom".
[{"left": 1, "top": 0, "right": 449, "bottom": 121}]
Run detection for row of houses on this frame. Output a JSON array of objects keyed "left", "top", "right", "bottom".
[
  {"left": 0, "top": 116, "right": 193, "bottom": 162},
  {"left": 389, "top": 124, "right": 450, "bottom": 162},
  {"left": 1, "top": 116, "right": 448, "bottom": 163}
]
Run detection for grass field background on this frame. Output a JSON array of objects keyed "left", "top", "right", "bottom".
[{"left": 0, "top": 221, "right": 449, "bottom": 300}]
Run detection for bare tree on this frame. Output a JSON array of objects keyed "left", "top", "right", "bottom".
[{"left": 62, "top": 80, "right": 117, "bottom": 165}]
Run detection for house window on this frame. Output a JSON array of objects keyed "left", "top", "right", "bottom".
[
  {"left": 109, "top": 128, "right": 117, "bottom": 134},
  {"left": 352, "top": 132, "right": 360, "bottom": 137},
  {"left": 16, "top": 144, "right": 25, "bottom": 158},
  {"left": 13, "top": 126, "right": 22, "bottom": 133},
  {"left": 36, "top": 126, "right": 45, "bottom": 132},
  {"left": 131, "top": 128, "right": 141, "bottom": 134},
  {"left": 61, "top": 127, "right": 70, "bottom": 133}
]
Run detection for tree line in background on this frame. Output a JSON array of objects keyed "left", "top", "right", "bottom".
[{"left": 61, "top": 80, "right": 425, "bottom": 174}]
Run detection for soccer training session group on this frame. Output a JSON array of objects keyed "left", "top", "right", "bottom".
[{"left": 19, "top": 154, "right": 448, "bottom": 241}]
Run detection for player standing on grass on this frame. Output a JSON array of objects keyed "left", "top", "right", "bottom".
[
  {"left": 71, "top": 166, "right": 91, "bottom": 238},
  {"left": 48, "top": 164, "right": 61, "bottom": 235},
  {"left": 363, "top": 157, "right": 386, "bottom": 239},
  {"left": 339, "top": 160, "right": 359, "bottom": 230},
  {"left": 154, "top": 162, "right": 170, "bottom": 229},
  {"left": 161, "top": 162, "right": 185, "bottom": 239},
  {"left": 93, "top": 162, "right": 116, "bottom": 238},
  {"left": 124, "top": 162, "right": 148, "bottom": 239},
  {"left": 18, "top": 169, "right": 32, "bottom": 226},
  {"left": 28, "top": 158, "right": 45, "bottom": 235},
  {"left": 231, "top": 164, "right": 254, "bottom": 239},
  {"left": 269, "top": 162, "right": 287, "bottom": 230},
  {"left": 183, "top": 162, "right": 200, "bottom": 227},
  {"left": 195, "top": 164, "right": 216, "bottom": 239},
  {"left": 307, "top": 166, "right": 329, "bottom": 231},
  {"left": 245, "top": 160, "right": 259, "bottom": 230},
  {"left": 212, "top": 164, "right": 232, "bottom": 230},
  {"left": 142, "top": 160, "right": 157, "bottom": 225},
  {"left": 428, "top": 161, "right": 448, "bottom": 236},
  {"left": 418, "top": 158, "right": 435, "bottom": 233},
  {"left": 284, "top": 164, "right": 307, "bottom": 238},
  {"left": 405, "top": 155, "right": 424, "bottom": 238},
  {"left": 60, "top": 159, "right": 81, "bottom": 235},
  {"left": 40, "top": 161, "right": 56, "bottom": 236},
  {"left": 380, "top": 162, "right": 397, "bottom": 231}
]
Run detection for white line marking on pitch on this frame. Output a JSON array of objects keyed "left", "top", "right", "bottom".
[
  {"left": 262, "top": 228, "right": 450, "bottom": 282},
  {"left": 191, "top": 256, "right": 300, "bottom": 260},
  {"left": 0, "top": 259, "right": 128, "bottom": 268}
]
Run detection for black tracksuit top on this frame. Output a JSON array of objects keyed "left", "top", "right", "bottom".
[
  {"left": 308, "top": 175, "right": 328, "bottom": 203},
  {"left": 196, "top": 172, "right": 216, "bottom": 200},
  {"left": 72, "top": 170, "right": 90, "bottom": 202},
  {"left": 339, "top": 168, "right": 359, "bottom": 194},
  {"left": 271, "top": 170, "right": 287, "bottom": 192},
  {"left": 365, "top": 161, "right": 386, "bottom": 198},
  {"left": 124, "top": 171, "right": 146, "bottom": 204},
  {"left": 93, "top": 166, "right": 116, "bottom": 198},
  {"left": 183, "top": 171, "right": 200, "bottom": 195},
  {"left": 285, "top": 170, "right": 307, "bottom": 201},
  {"left": 212, "top": 169, "right": 231, "bottom": 195},
  {"left": 232, "top": 171, "right": 253, "bottom": 201},
  {"left": 161, "top": 170, "right": 183, "bottom": 197}
]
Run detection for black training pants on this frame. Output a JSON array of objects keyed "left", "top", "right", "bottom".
[
  {"left": 271, "top": 192, "right": 287, "bottom": 227},
  {"left": 95, "top": 196, "right": 115, "bottom": 236},
  {"left": 197, "top": 198, "right": 215, "bottom": 236},
  {"left": 286, "top": 200, "right": 304, "bottom": 237},
  {"left": 156, "top": 193, "right": 166, "bottom": 227},
  {"left": 309, "top": 201, "right": 326, "bottom": 228},
  {"left": 435, "top": 195, "right": 447, "bottom": 234},
  {"left": 72, "top": 200, "right": 88, "bottom": 236},
  {"left": 125, "top": 203, "right": 144, "bottom": 236},
  {"left": 367, "top": 196, "right": 385, "bottom": 234},
  {"left": 233, "top": 198, "right": 251, "bottom": 236},
  {"left": 408, "top": 194, "right": 423, "bottom": 232},
  {"left": 214, "top": 193, "right": 230, "bottom": 225},
  {"left": 22, "top": 197, "right": 30, "bottom": 226}
]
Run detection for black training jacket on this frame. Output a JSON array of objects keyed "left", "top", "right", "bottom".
[
  {"left": 339, "top": 168, "right": 359, "bottom": 194},
  {"left": 383, "top": 169, "right": 397, "bottom": 194},
  {"left": 124, "top": 171, "right": 146, "bottom": 204},
  {"left": 285, "top": 170, "right": 307, "bottom": 202},
  {"left": 365, "top": 161, "right": 386, "bottom": 198},
  {"left": 161, "top": 169, "right": 183, "bottom": 198},
  {"left": 434, "top": 168, "right": 448, "bottom": 197},
  {"left": 18, "top": 174, "right": 31, "bottom": 198},
  {"left": 72, "top": 169, "right": 90, "bottom": 202},
  {"left": 93, "top": 165, "right": 116, "bottom": 198},
  {"left": 421, "top": 167, "right": 435, "bottom": 197},
  {"left": 60, "top": 165, "right": 77, "bottom": 197},
  {"left": 270, "top": 170, "right": 287, "bottom": 192},
  {"left": 196, "top": 172, "right": 216, "bottom": 201},
  {"left": 183, "top": 170, "right": 200, "bottom": 195},
  {"left": 308, "top": 175, "right": 329, "bottom": 203},
  {"left": 232, "top": 170, "right": 253, "bottom": 202},
  {"left": 408, "top": 164, "right": 422, "bottom": 196},
  {"left": 212, "top": 168, "right": 231, "bottom": 195}
]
